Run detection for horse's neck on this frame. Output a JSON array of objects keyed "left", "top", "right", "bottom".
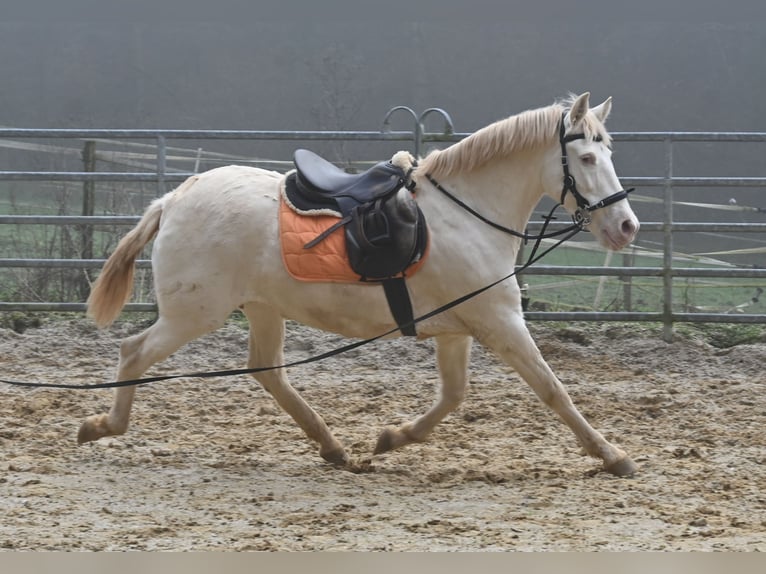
[{"left": 418, "top": 153, "right": 544, "bottom": 237}]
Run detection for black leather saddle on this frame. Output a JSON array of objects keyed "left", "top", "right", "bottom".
[
  {"left": 284, "top": 149, "right": 429, "bottom": 336},
  {"left": 291, "top": 149, "right": 409, "bottom": 215}
]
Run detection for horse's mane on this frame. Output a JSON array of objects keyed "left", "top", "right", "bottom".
[{"left": 417, "top": 96, "right": 611, "bottom": 178}]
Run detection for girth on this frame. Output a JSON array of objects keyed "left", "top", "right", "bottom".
[{"left": 283, "top": 150, "right": 428, "bottom": 336}]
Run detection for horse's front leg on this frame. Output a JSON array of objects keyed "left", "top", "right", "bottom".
[
  {"left": 476, "top": 312, "right": 637, "bottom": 476},
  {"left": 374, "top": 334, "right": 471, "bottom": 454}
]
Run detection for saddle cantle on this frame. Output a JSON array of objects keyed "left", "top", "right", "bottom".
[
  {"left": 291, "top": 148, "right": 411, "bottom": 215},
  {"left": 282, "top": 150, "right": 429, "bottom": 336}
]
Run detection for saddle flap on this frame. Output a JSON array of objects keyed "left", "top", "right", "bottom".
[{"left": 345, "top": 189, "right": 427, "bottom": 281}]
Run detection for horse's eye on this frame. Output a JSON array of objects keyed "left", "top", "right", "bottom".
[{"left": 580, "top": 153, "right": 597, "bottom": 165}]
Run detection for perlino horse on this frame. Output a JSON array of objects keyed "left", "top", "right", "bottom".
[{"left": 81, "top": 92, "right": 640, "bottom": 476}]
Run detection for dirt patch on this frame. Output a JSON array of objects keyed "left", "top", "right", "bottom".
[{"left": 1, "top": 318, "right": 765, "bottom": 550}]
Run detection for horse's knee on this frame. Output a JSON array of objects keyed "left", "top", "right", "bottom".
[{"left": 116, "top": 331, "right": 151, "bottom": 375}]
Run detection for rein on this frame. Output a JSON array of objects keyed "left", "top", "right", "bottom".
[{"left": 0, "top": 116, "right": 632, "bottom": 392}]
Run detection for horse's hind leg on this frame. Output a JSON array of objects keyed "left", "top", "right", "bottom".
[
  {"left": 242, "top": 302, "right": 348, "bottom": 465},
  {"left": 374, "top": 334, "right": 472, "bottom": 454},
  {"left": 78, "top": 314, "right": 222, "bottom": 444}
]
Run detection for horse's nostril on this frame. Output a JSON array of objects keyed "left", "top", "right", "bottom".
[{"left": 622, "top": 218, "right": 637, "bottom": 237}]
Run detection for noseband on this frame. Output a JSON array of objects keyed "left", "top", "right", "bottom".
[{"left": 558, "top": 113, "right": 634, "bottom": 226}]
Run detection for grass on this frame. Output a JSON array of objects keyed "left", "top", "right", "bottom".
[
  {"left": 538, "top": 319, "right": 765, "bottom": 348},
  {"left": 520, "top": 242, "right": 764, "bottom": 315}
]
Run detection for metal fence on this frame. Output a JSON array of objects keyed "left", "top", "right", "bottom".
[{"left": 1, "top": 108, "right": 765, "bottom": 341}]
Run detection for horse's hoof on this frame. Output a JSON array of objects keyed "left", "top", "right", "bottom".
[
  {"left": 77, "top": 415, "right": 109, "bottom": 445},
  {"left": 320, "top": 446, "right": 349, "bottom": 466},
  {"left": 373, "top": 428, "right": 397, "bottom": 455},
  {"left": 604, "top": 456, "right": 638, "bottom": 477},
  {"left": 77, "top": 422, "right": 101, "bottom": 445}
]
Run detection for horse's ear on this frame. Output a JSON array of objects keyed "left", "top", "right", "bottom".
[
  {"left": 591, "top": 97, "right": 612, "bottom": 123},
  {"left": 568, "top": 92, "right": 591, "bottom": 127}
]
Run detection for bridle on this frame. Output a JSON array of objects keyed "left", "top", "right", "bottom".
[
  {"left": 558, "top": 113, "right": 635, "bottom": 227},
  {"left": 426, "top": 112, "right": 635, "bottom": 241}
]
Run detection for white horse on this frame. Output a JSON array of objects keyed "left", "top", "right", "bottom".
[{"left": 81, "top": 92, "right": 640, "bottom": 476}]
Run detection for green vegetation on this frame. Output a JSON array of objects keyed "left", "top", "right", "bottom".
[
  {"left": 521, "top": 243, "right": 764, "bottom": 315},
  {"left": 539, "top": 320, "right": 765, "bottom": 349},
  {"left": 0, "top": 310, "right": 41, "bottom": 333},
  {"left": 1, "top": 182, "right": 154, "bottom": 303}
]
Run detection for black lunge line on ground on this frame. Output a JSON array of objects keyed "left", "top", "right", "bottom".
[{"left": 0, "top": 226, "right": 582, "bottom": 391}]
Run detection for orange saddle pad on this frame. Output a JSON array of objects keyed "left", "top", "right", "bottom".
[{"left": 279, "top": 195, "right": 427, "bottom": 283}]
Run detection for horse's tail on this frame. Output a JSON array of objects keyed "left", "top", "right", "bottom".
[{"left": 87, "top": 196, "right": 165, "bottom": 328}]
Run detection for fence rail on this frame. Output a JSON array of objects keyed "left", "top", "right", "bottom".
[{"left": 2, "top": 111, "right": 765, "bottom": 341}]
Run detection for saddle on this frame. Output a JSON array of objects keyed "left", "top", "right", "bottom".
[
  {"left": 283, "top": 149, "right": 429, "bottom": 336},
  {"left": 292, "top": 149, "right": 408, "bottom": 214}
]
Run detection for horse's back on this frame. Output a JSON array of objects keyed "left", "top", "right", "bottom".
[
  {"left": 162, "top": 165, "right": 282, "bottom": 210},
  {"left": 158, "top": 165, "right": 282, "bottom": 241}
]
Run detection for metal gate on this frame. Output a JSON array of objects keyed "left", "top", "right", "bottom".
[{"left": 1, "top": 108, "right": 764, "bottom": 341}]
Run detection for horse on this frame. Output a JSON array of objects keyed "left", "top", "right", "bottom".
[{"left": 80, "top": 92, "right": 640, "bottom": 476}]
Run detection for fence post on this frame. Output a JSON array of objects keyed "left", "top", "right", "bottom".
[
  {"left": 417, "top": 108, "right": 454, "bottom": 158},
  {"left": 79, "top": 140, "right": 96, "bottom": 300},
  {"left": 621, "top": 248, "right": 635, "bottom": 311},
  {"left": 156, "top": 135, "right": 167, "bottom": 197},
  {"left": 381, "top": 106, "right": 419, "bottom": 154},
  {"left": 662, "top": 138, "right": 674, "bottom": 342}
]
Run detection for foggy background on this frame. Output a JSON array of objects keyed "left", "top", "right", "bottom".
[{"left": 2, "top": 18, "right": 763, "bottom": 132}]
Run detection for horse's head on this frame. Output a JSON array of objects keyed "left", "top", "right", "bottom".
[{"left": 544, "top": 92, "right": 639, "bottom": 251}]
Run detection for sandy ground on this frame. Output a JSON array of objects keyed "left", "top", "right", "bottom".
[{"left": 1, "top": 317, "right": 764, "bottom": 551}]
